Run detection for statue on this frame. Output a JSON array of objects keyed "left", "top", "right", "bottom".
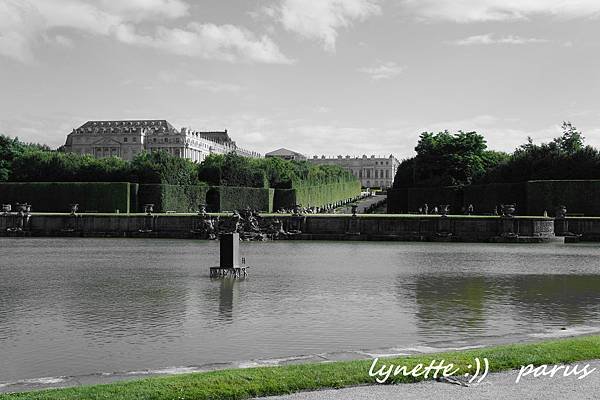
[
  {"left": 69, "top": 203, "right": 79, "bottom": 215},
  {"left": 441, "top": 204, "right": 449, "bottom": 217},
  {"left": 556, "top": 205, "right": 567, "bottom": 219},
  {"left": 144, "top": 204, "right": 154, "bottom": 215},
  {"left": 292, "top": 204, "right": 304, "bottom": 217},
  {"left": 501, "top": 204, "right": 515, "bottom": 217}
]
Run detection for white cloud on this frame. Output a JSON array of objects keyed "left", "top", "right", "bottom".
[
  {"left": 452, "top": 34, "right": 548, "bottom": 46},
  {"left": 358, "top": 61, "right": 404, "bottom": 80},
  {"left": 400, "top": 0, "right": 600, "bottom": 23},
  {"left": 52, "top": 35, "right": 74, "bottom": 47},
  {"left": 97, "top": 0, "right": 189, "bottom": 21},
  {"left": 0, "top": 0, "right": 42, "bottom": 63},
  {"left": 0, "top": 0, "right": 292, "bottom": 64},
  {"left": 266, "top": 0, "right": 381, "bottom": 51}
]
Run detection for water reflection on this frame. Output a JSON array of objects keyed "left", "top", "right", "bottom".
[{"left": 398, "top": 274, "right": 600, "bottom": 337}]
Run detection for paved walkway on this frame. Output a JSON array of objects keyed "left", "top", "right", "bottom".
[
  {"left": 338, "top": 195, "right": 386, "bottom": 214},
  {"left": 263, "top": 360, "right": 600, "bottom": 400}
]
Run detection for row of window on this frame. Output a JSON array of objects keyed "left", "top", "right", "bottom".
[{"left": 353, "top": 169, "right": 391, "bottom": 179}]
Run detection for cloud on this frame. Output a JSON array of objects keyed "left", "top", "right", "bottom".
[
  {"left": 358, "top": 61, "right": 404, "bottom": 80},
  {"left": 0, "top": 0, "right": 42, "bottom": 63},
  {"left": 452, "top": 34, "right": 548, "bottom": 46},
  {"left": 266, "top": 0, "right": 381, "bottom": 51},
  {"left": 97, "top": 0, "right": 189, "bottom": 21},
  {"left": 400, "top": 0, "right": 600, "bottom": 23},
  {"left": 0, "top": 0, "right": 291, "bottom": 64},
  {"left": 115, "top": 23, "right": 293, "bottom": 64}
]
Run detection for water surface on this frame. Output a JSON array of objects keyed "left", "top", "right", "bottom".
[{"left": 1, "top": 238, "right": 600, "bottom": 384}]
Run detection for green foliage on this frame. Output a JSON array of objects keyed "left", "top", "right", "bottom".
[
  {"left": 130, "top": 151, "right": 200, "bottom": 185},
  {"left": 1, "top": 138, "right": 200, "bottom": 186},
  {"left": 10, "top": 150, "right": 132, "bottom": 182},
  {"left": 198, "top": 153, "right": 268, "bottom": 188},
  {"left": 394, "top": 130, "right": 508, "bottom": 188},
  {"left": 526, "top": 180, "right": 600, "bottom": 216},
  {"left": 137, "top": 184, "right": 209, "bottom": 213},
  {"left": 0, "top": 135, "right": 51, "bottom": 182},
  {"left": 215, "top": 186, "right": 275, "bottom": 212},
  {"left": 275, "top": 180, "right": 362, "bottom": 209},
  {"left": 476, "top": 122, "right": 600, "bottom": 184},
  {"left": 0, "top": 182, "right": 133, "bottom": 213},
  {"left": 197, "top": 153, "right": 357, "bottom": 189}
]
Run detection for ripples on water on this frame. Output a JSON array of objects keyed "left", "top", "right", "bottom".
[{"left": 1, "top": 238, "right": 600, "bottom": 382}]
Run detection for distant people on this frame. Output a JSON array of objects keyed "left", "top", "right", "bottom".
[
  {"left": 418, "top": 207, "right": 423, "bottom": 214},
  {"left": 433, "top": 206, "right": 438, "bottom": 214}
]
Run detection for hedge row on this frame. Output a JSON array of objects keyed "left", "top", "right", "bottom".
[
  {"left": 208, "top": 186, "right": 274, "bottom": 212},
  {"left": 388, "top": 180, "right": 600, "bottom": 216},
  {"left": 137, "top": 184, "right": 209, "bottom": 213},
  {"left": 275, "top": 180, "right": 362, "bottom": 209},
  {"left": 0, "top": 182, "right": 134, "bottom": 213},
  {"left": 1, "top": 180, "right": 361, "bottom": 214},
  {"left": 138, "top": 185, "right": 274, "bottom": 213},
  {"left": 526, "top": 180, "right": 600, "bottom": 216}
]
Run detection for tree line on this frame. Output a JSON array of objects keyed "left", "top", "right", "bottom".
[
  {"left": 0, "top": 135, "right": 356, "bottom": 188},
  {"left": 393, "top": 122, "right": 600, "bottom": 188}
]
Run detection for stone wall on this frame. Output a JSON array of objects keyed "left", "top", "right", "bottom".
[{"left": 0, "top": 213, "right": 556, "bottom": 242}]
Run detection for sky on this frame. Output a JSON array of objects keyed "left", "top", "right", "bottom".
[{"left": 1, "top": 0, "right": 600, "bottom": 159}]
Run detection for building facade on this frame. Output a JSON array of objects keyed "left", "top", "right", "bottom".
[
  {"left": 309, "top": 154, "right": 399, "bottom": 188},
  {"left": 265, "top": 148, "right": 307, "bottom": 161},
  {"left": 63, "top": 120, "right": 261, "bottom": 162}
]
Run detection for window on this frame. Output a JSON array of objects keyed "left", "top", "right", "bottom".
[
  {"left": 133, "top": 137, "right": 137, "bottom": 142},
  {"left": 123, "top": 137, "right": 128, "bottom": 143}
]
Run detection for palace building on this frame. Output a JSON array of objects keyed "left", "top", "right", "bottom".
[
  {"left": 309, "top": 154, "right": 399, "bottom": 188},
  {"left": 63, "top": 120, "right": 261, "bottom": 162},
  {"left": 265, "top": 148, "right": 307, "bottom": 161}
]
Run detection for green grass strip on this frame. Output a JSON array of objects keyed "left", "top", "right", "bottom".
[{"left": 3, "top": 335, "right": 600, "bottom": 399}]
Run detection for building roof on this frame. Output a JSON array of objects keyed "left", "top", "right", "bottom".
[
  {"left": 73, "top": 120, "right": 178, "bottom": 134},
  {"left": 266, "top": 148, "right": 306, "bottom": 157},
  {"left": 198, "top": 130, "right": 233, "bottom": 145}
]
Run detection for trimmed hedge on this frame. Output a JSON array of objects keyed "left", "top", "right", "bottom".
[
  {"left": 0, "top": 182, "right": 133, "bottom": 213},
  {"left": 209, "top": 186, "right": 275, "bottom": 212},
  {"left": 275, "top": 180, "right": 362, "bottom": 209},
  {"left": 138, "top": 184, "right": 209, "bottom": 213},
  {"left": 388, "top": 180, "right": 600, "bottom": 216},
  {"left": 526, "top": 180, "right": 600, "bottom": 216},
  {"left": 388, "top": 183, "right": 525, "bottom": 214},
  {"left": 464, "top": 183, "right": 526, "bottom": 214}
]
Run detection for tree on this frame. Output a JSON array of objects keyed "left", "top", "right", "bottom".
[
  {"left": 553, "top": 121, "right": 584, "bottom": 154},
  {"left": 475, "top": 122, "right": 600, "bottom": 183},
  {"left": 394, "top": 130, "right": 505, "bottom": 188}
]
